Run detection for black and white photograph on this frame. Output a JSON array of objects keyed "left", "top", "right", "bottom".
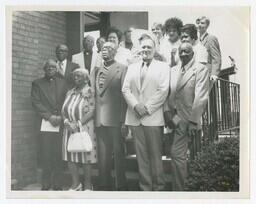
[{"left": 4, "top": 2, "right": 252, "bottom": 200}]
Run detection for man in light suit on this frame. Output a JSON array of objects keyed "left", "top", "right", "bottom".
[
  {"left": 72, "top": 35, "right": 98, "bottom": 75},
  {"left": 122, "top": 34, "right": 169, "bottom": 191},
  {"left": 164, "top": 43, "right": 209, "bottom": 191},
  {"left": 196, "top": 16, "right": 221, "bottom": 81},
  {"left": 94, "top": 42, "right": 128, "bottom": 191},
  {"left": 55, "top": 44, "right": 79, "bottom": 89}
]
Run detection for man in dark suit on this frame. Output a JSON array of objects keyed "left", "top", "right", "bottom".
[
  {"left": 55, "top": 44, "right": 79, "bottom": 89},
  {"left": 93, "top": 42, "right": 127, "bottom": 191},
  {"left": 31, "top": 59, "right": 68, "bottom": 190},
  {"left": 196, "top": 16, "right": 222, "bottom": 81}
]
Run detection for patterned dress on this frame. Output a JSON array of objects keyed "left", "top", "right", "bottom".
[{"left": 61, "top": 84, "right": 97, "bottom": 164}]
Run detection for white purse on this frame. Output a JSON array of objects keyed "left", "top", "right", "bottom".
[{"left": 67, "top": 121, "right": 93, "bottom": 153}]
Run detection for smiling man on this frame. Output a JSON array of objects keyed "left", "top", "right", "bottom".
[
  {"left": 164, "top": 43, "right": 209, "bottom": 191},
  {"left": 55, "top": 44, "right": 79, "bottom": 88},
  {"left": 122, "top": 33, "right": 169, "bottom": 191}
]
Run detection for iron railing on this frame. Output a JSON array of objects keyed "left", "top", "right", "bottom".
[{"left": 190, "top": 78, "right": 240, "bottom": 159}]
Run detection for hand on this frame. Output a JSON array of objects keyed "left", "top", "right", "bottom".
[
  {"left": 49, "top": 115, "right": 59, "bottom": 127},
  {"left": 121, "top": 123, "right": 128, "bottom": 138},
  {"left": 64, "top": 121, "right": 78, "bottom": 133},
  {"left": 166, "top": 120, "right": 176, "bottom": 129},
  {"left": 188, "top": 122, "right": 198, "bottom": 138},
  {"left": 134, "top": 103, "right": 148, "bottom": 118},
  {"left": 164, "top": 111, "right": 176, "bottom": 129},
  {"left": 69, "top": 122, "right": 78, "bottom": 132},
  {"left": 54, "top": 116, "right": 62, "bottom": 126},
  {"left": 210, "top": 75, "right": 218, "bottom": 81}
]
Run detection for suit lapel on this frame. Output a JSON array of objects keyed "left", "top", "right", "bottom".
[
  {"left": 176, "top": 59, "right": 196, "bottom": 92},
  {"left": 98, "top": 62, "right": 119, "bottom": 96},
  {"left": 65, "top": 60, "right": 71, "bottom": 78},
  {"left": 91, "top": 51, "right": 97, "bottom": 73},
  {"left": 141, "top": 59, "right": 155, "bottom": 92},
  {"left": 39, "top": 78, "right": 56, "bottom": 108},
  {"left": 80, "top": 52, "right": 86, "bottom": 69},
  {"left": 170, "top": 66, "right": 179, "bottom": 99},
  {"left": 201, "top": 33, "right": 209, "bottom": 46}
]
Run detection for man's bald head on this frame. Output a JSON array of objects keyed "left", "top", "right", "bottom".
[
  {"left": 178, "top": 42, "right": 194, "bottom": 66},
  {"left": 83, "top": 35, "right": 95, "bottom": 52}
]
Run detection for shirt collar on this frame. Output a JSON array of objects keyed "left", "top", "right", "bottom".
[
  {"left": 57, "top": 59, "right": 67, "bottom": 66},
  {"left": 200, "top": 32, "right": 208, "bottom": 42},
  {"left": 181, "top": 57, "right": 195, "bottom": 72},
  {"left": 142, "top": 59, "right": 154, "bottom": 68}
]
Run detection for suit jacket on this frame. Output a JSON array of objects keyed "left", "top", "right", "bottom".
[
  {"left": 61, "top": 60, "right": 79, "bottom": 89},
  {"left": 164, "top": 57, "right": 209, "bottom": 126},
  {"left": 93, "top": 61, "right": 127, "bottom": 127},
  {"left": 31, "top": 75, "right": 68, "bottom": 121},
  {"left": 122, "top": 59, "right": 170, "bottom": 126},
  {"left": 200, "top": 32, "right": 221, "bottom": 76},
  {"left": 72, "top": 50, "right": 98, "bottom": 75}
]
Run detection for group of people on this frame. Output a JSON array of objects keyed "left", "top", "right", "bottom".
[{"left": 31, "top": 15, "right": 222, "bottom": 191}]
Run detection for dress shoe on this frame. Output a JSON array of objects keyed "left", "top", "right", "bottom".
[
  {"left": 41, "top": 185, "right": 51, "bottom": 191},
  {"left": 68, "top": 183, "right": 82, "bottom": 191},
  {"left": 117, "top": 186, "right": 128, "bottom": 191},
  {"left": 84, "top": 184, "right": 93, "bottom": 191},
  {"left": 52, "top": 186, "right": 63, "bottom": 191}
]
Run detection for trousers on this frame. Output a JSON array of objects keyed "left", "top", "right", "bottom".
[
  {"left": 96, "top": 126, "right": 127, "bottom": 190},
  {"left": 130, "top": 125, "right": 165, "bottom": 191}
]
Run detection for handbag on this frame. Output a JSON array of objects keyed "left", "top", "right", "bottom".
[{"left": 67, "top": 121, "right": 93, "bottom": 153}]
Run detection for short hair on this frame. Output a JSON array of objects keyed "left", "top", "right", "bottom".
[
  {"left": 106, "top": 27, "right": 123, "bottom": 43},
  {"left": 138, "top": 33, "right": 156, "bottom": 47},
  {"left": 124, "top": 27, "right": 133, "bottom": 35},
  {"left": 73, "top": 68, "right": 90, "bottom": 82},
  {"left": 164, "top": 17, "right": 183, "bottom": 35},
  {"left": 151, "top": 22, "right": 164, "bottom": 32},
  {"left": 55, "top": 44, "right": 68, "bottom": 52},
  {"left": 181, "top": 24, "right": 198, "bottom": 40},
  {"left": 196, "top": 16, "right": 210, "bottom": 27},
  {"left": 43, "top": 59, "right": 57, "bottom": 70},
  {"left": 83, "top": 35, "right": 95, "bottom": 43},
  {"left": 96, "top": 36, "right": 106, "bottom": 43}
]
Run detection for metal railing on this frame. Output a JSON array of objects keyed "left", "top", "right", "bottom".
[{"left": 190, "top": 78, "right": 240, "bottom": 159}]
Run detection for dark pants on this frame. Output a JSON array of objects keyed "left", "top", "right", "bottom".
[
  {"left": 130, "top": 125, "right": 165, "bottom": 191},
  {"left": 41, "top": 132, "right": 63, "bottom": 188},
  {"left": 170, "top": 121, "right": 189, "bottom": 191},
  {"left": 96, "top": 126, "right": 127, "bottom": 190}
]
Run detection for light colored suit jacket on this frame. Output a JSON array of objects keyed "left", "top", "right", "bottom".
[
  {"left": 164, "top": 57, "right": 209, "bottom": 127},
  {"left": 200, "top": 32, "right": 221, "bottom": 76},
  {"left": 94, "top": 61, "right": 127, "bottom": 127},
  {"left": 72, "top": 50, "right": 98, "bottom": 74},
  {"left": 122, "top": 59, "right": 169, "bottom": 126}
]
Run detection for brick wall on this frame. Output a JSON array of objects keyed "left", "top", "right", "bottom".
[{"left": 12, "top": 11, "right": 67, "bottom": 188}]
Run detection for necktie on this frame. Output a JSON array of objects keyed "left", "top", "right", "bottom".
[
  {"left": 59, "top": 62, "right": 64, "bottom": 76},
  {"left": 170, "top": 48, "right": 177, "bottom": 67},
  {"left": 140, "top": 63, "right": 148, "bottom": 86}
]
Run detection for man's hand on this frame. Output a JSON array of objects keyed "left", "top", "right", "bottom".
[
  {"left": 49, "top": 115, "right": 59, "bottom": 127},
  {"left": 134, "top": 103, "right": 148, "bottom": 118},
  {"left": 210, "top": 75, "right": 218, "bottom": 81},
  {"left": 188, "top": 121, "right": 197, "bottom": 138},
  {"left": 121, "top": 123, "right": 128, "bottom": 138}
]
